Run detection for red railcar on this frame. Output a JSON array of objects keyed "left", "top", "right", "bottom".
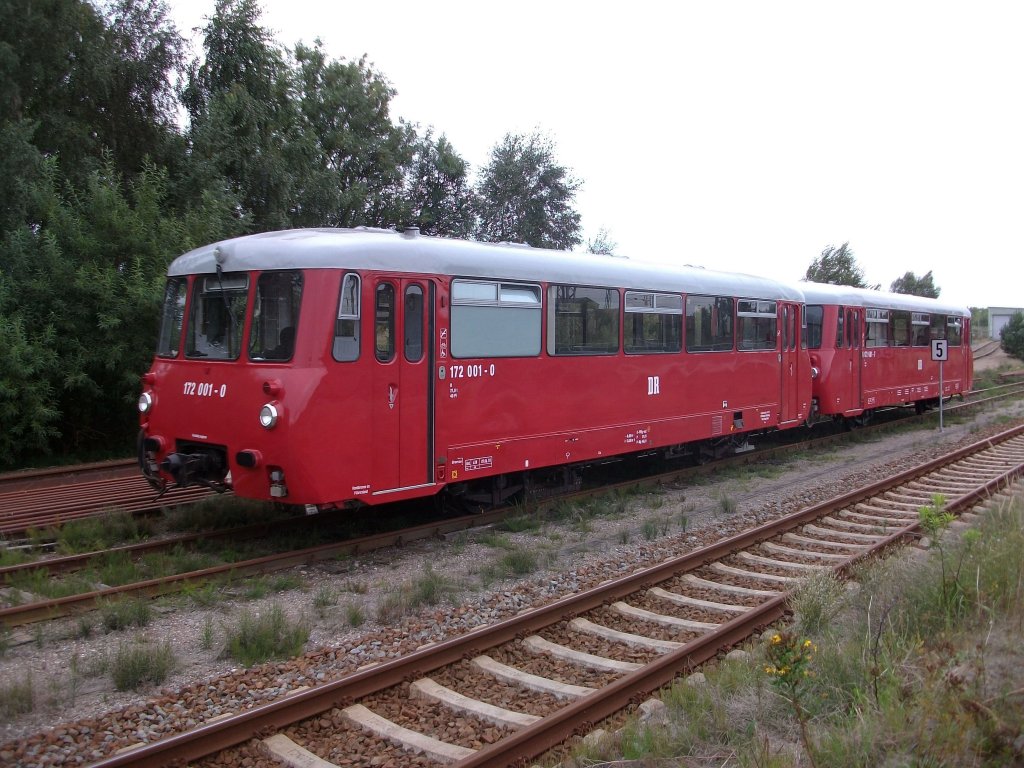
[
  {"left": 138, "top": 228, "right": 812, "bottom": 509},
  {"left": 800, "top": 283, "right": 973, "bottom": 423}
]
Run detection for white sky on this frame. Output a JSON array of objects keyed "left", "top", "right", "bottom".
[{"left": 167, "top": 0, "right": 1023, "bottom": 309}]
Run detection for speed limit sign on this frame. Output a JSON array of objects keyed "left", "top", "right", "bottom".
[{"left": 931, "top": 339, "right": 948, "bottom": 362}]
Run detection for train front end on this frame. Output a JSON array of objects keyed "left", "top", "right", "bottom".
[{"left": 137, "top": 236, "right": 349, "bottom": 508}]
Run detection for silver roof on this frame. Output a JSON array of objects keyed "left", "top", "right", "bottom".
[
  {"left": 169, "top": 228, "right": 806, "bottom": 301},
  {"left": 797, "top": 281, "right": 970, "bottom": 318},
  {"left": 168, "top": 228, "right": 969, "bottom": 317}
]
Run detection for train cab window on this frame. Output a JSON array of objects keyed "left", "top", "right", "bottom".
[
  {"left": 737, "top": 299, "right": 777, "bottom": 351},
  {"left": 865, "top": 308, "right": 891, "bottom": 347},
  {"left": 249, "top": 271, "right": 303, "bottom": 362},
  {"left": 805, "top": 305, "right": 823, "bottom": 350},
  {"left": 451, "top": 279, "right": 541, "bottom": 357},
  {"left": 548, "top": 285, "right": 619, "bottom": 355},
  {"left": 375, "top": 283, "right": 395, "bottom": 362},
  {"left": 624, "top": 291, "right": 682, "bottom": 354},
  {"left": 947, "top": 316, "right": 963, "bottom": 345},
  {"left": 185, "top": 273, "right": 249, "bottom": 360},
  {"left": 404, "top": 285, "right": 424, "bottom": 363},
  {"left": 157, "top": 277, "right": 187, "bottom": 357},
  {"left": 333, "top": 273, "right": 361, "bottom": 362},
  {"left": 912, "top": 313, "right": 931, "bottom": 347},
  {"left": 685, "top": 296, "right": 734, "bottom": 352}
]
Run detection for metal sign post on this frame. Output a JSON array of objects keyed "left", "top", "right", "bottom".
[{"left": 931, "top": 339, "right": 948, "bottom": 432}]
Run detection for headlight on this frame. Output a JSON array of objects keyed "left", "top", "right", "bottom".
[
  {"left": 259, "top": 402, "right": 279, "bottom": 429},
  {"left": 138, "top": 392, "right": 153, "bottom": 414}
]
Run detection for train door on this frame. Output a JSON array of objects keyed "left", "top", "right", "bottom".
[
  {"left": 371, "top": 278, "right": 434, "bottom": 494},
  {"left": 844, "top": 307, "right": 862, "bottom": 412},
  {"left": 780, "top": 302, "right": 801, "bottom": 423}
]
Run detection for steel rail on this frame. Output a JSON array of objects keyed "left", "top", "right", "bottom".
[
  {"left": 84, "top": 423, "right": 1024, "bottom": 768},
  {"left": 1, "top": 382, "right": 1020, "bottom": 540},
  {"left": 4, "top": 401, "right": 1022, "bottom": 627}
]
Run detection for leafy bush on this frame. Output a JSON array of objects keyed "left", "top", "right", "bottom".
[{"left": 999, "top": 311, "right": 1024, "bottom": 361}]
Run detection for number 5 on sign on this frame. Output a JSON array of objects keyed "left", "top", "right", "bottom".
[{"left": 931, "top": 339, "right": 948, "bottom": 362}]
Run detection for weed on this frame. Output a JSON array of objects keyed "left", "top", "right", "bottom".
[
  {"left": 376, "top": 565, "right": 459, "bottom": 623},
  {"left": 641, "top": 519, "right": 659, "bottom": 541},
  {"left": 312, "top": 585, "right": 336, "bottom": 617},
  {"left": 200, "top": 616, "right": 215, "bottom": 650},
  {"left": 0, "top": 546, "right": 32, "bottom": 568},
  {"left": 345, "top": 603, "right": 365, "bottom": 627},
  {"left": 181, "top": 579, "right": 221, "bottom": 607},
  {"left": 342, "top": 579, "right": 368, "bottom": 594},
  {"left": 618, "top": 528, "right": 631, "bottom": 545},
  {"left": 477, "top": 531, "right": 512, "bottom": 549},
  {"left": 244, "top": 577, "right": 269, "bottom": 600},
  {"left": 498, "top": 513, "right": 542, "bottom": 533},
  {"left": 480, "top": 547, "right": 539, "bottom": 586},
  {"left": 225, "top": 604, "right": 309, "bottom": 666},
  {"left": 718, "top": 494, "right": 737, "bottom": 515},
  {"left": 98, "top": 597, "right": 151, "bottom": 631},
  {"left": 57, "top": 510, "right": 152, "bottom": 554},
  {"left": 111, "top": 640, "right": 176, "bottom": 691},
  {"left": 164, "top": 496, "right": 282, "bottom": 533},
  {"left": 764, "top": 631, "right": 819, "bottom": 768},
  {"left": 791, "top": 571, "right": 847, "bottom": 635},
  {"left": 0, "top": 672, "right": 34, "bottom": 718}
]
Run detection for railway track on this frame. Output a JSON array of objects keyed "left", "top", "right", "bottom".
[
  {"left": 0, "top": 382, "right": 1020, "bottom": 539},
  {"left": 3, "top": 385, "right": 1023, "bottom": 629},
  {"left": 80, "top": 424, "right": 1024, "bottom": 768}
]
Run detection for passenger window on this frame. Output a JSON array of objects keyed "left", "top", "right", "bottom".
[
  {"left": 249, "top": 271, "right": 303, "bottom": 362},
  {"left": 404, "top": 285, "right": 424, "bottom": 363},
  {"left": 912, "top": 313, "right": 931, "bottom": 347},
  {"left": 333, "top": 273, "right": 361, "bottom": 362},
  {"left": 451, "top": 279, "right": 541, "bottom": 358},
  {"left": 157, "top": 277, "right": 187, "bottom": 357},
  {"left": 930, "top": 314, "right": 946, "bottom": 342},
  {"left": 737, "top": 299, "right": 777, "bottom": 351},
  {"left": 685, "top": 296, "right": 734, "bottom": 352},
  {"left": 624, "top": 291, "right": 682, "bottom": 354},
  {"left": 548, "top": 285, "right": 620, "bottom": 355},
  {"left": 375, "top": 283, "right": 395, "bottom": 362},
  {"left": 865, "top": 308, "right": 891, "bottom": 347},
  {"left": 836, "top": 308, "right": 845, "bottom": 349},
  {"left": 805, "top": 305, "right": 823, "bottom": 350},
  {"left": 891, "top": 310, "right": 912, "bottom": 347}
]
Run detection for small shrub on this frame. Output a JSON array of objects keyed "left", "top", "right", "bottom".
[
  {"left": 791, "top": 571, "right": 846, "bottom": 635},
  {"left": 200, "top": 616, "right": 215, "bottom": 650},
  {"left": 618, "top": 528, "right": 631, "bottom": 545},
  {"left": 641, "top": 519, "right": 659, "bottom": 541},
  {"left": 0, "top": 673, "right": 34, "bottom": 717},
  {"left": 111, "top": 640, "right": 176, "bottom": 691},
  {"left": 312, "top": 585, "right": 336, "bottom": 617},
  {"left": 98, "top": 597, "right": 151, "bottom": 631},
  {"left": 345, "top": 603, "right": 365, "bottom": 627},
  {"left": 225, "top": 604, "right": 309, "bottom": 666},
  {"left": 718, "top": 494, "right": 737, "bottom": 515}
]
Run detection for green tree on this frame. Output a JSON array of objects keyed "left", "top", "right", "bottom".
[
  {"left": 804, "top": 242, "right": 868, "bottom": 287},
  {"left": 1000, "top": 312, "right": 1024, "bottom": 361},
  {"left": 182, "top": 0, "right": 298, "bottom": 231},
  {"left": 475, "top": 132, "right": 582, "bottom": 250},
  {"left": 585, "top": 228, "right": 618, "bottom": 256},
  {"left": 890, "top": 270, "right": 940, "bottom": 298},
  {"left": 289, "top": 42, "right": 415, "bottom": 229},
  {"left": 404, "top": 130, "right": 476, "bottom": 237},
  {"left": 0, "top": 0, "right": 185, "bottom": 186},
  {"left": 0, "top": 157, "right": 188, "bottom": 465}
]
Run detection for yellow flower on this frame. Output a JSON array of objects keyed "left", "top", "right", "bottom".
[
  {"left": 803, "top": 639, "right": 812, "bottom": 648},
  {"left": 771, "top": 634, "right": 782, "bottom": 645}
]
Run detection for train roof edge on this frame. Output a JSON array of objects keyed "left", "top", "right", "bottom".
[{"left": 168, "top": 228, "right": 970, "bottom": 316}]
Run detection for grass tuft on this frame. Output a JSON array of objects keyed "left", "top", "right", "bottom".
[
  {"left": 225, "top": 603, "right": 309, "bottom": 666},
  {"left": 111, "top": 640, "right": 176, "bottom": 691}
]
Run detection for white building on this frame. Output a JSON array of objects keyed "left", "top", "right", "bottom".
[{"left": 990, "top": 307, "right": 1024, "bottom": 340}]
